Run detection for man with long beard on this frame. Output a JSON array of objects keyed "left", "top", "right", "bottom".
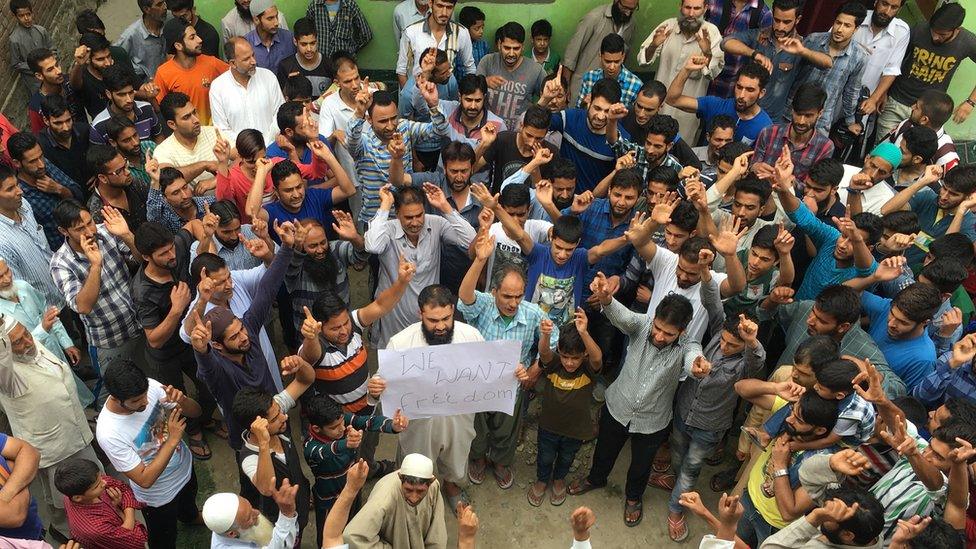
[
  {"left": 221, "top": 0, "right": 289, "bottom": 45},
  {"left": 202, "top": 480, "right": 299, "bottom": 549},
  {"left": 562, "top": 0, "right": 638, "bottom": 106},
  {"left": 386, "top": 285, "right": 486, "bottom": 512}
]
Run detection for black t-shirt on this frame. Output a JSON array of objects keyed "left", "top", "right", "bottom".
[
  {"left": 890, "top": 24, "right": 976, "bottom": 105},
  {"left": 482, "top": 130, "right": 557, "bottom": 193},
  {"left": 131, "top": 229, "right": 194, "bottom": 360},
  {"left": 537, "top": 355, "right": 598, "bottom": 440},
  {"left": 276, "top": 55, "right": 333, "bottom": 97},
  {"left": 37, "top": 130, "right": 90, "bottom": 190},
  {"left": 163, "top": 17, "right": 221, "bottom": 59}
]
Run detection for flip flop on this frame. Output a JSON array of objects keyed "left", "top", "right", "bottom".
[
  {"left": 186, "top": 436, "right": 212, "bottom": 461},
  {"left": 647, "top": 472, "right": 676, "bottom": 491},
  {"left": 493, "top": 465, "right": 514, "bottom": 490},
  {"left": 527, "top": 483, "right": 546, "bottom": 507},
  {"left": 467, "top": 459, "right": 487, "bottom": 485},
  {"left": 550, "top": 483, "right": 568, "bottom": 506},
  {"left": 624, "top": 499, "right": 643, "bottom": 527},
  {"left": 568, "top": 478, "right": 605, "bottom": 496},
  {"left": 202, "top": 419, "right": 228, "bottom": 440},
  {"left": 668, "top": 514, "right": 689, "bottom": 541}
]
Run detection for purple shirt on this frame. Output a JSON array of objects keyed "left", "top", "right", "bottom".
[{"left": 245, "top": 28, "right": 297, "bottom": 75}]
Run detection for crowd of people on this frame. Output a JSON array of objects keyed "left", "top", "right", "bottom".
[{"left": 0, "top": 0, "right": 975, "bottom": 546}]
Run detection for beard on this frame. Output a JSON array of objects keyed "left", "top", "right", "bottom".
[
  {"left": 235, "top": 2, "right": 252, "bottom": 21},
  {"left": 871, "top": 11, "right": 893, "bottom": 28},
  {"left": 0, "top": 286, "right": 18, "bottom": 301},
  {"left": 678, "top": 16, "right": 704, "bottom": 35},
  {"left": 303, "top": 253, "right": 339, "bottom": 289},
  {"left": 820, "top": 524, "right": 848, "bottom": 545},
  {"left": 553, "top": 195, "right": 574, "bottom": 210},
  {"left": 13, "top": 345, "right": 37, "bottom": 363},
  {"left": 237, "top": 514, "right": 275, "bottom": 546},
  {"left": 611, "top": 2, "right": 633, "bottom": 25},
  {"left": 422, "top": 323, "right": 454, "bottom": 346}
]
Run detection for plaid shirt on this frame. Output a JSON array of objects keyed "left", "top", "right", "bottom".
[
  {"left": 913, "top": 351, "right": 976, "bottom": 408},
  {"left": 706, "top": 0, "right": 773, "bottom": 98},
  {"left": 19, "top": 161, "right": 85, "bottom": 251},
  {"left": 306, "top": 0, "right": 373, "bottom": 57},
  {"left": 609, "top": 136, "right": 683, "bottom": 184},
  {"left": 129, "top": 140, "right": 157, "bottom": 189},
  {"left": 751, "top": 123, "right": 834, "bottom": 182},
  {"left": 146, "top": 186, "right": 214, "bottom": 235},
  {"left": 577, "top": 66, "right": 643, "bottom": 108},
  {"left": 796, "top": 32, "right": 868, "bottom": 131},
  {"left": 348, "top": 113, "right": 448, "bottom": 224},
  {"left": 50, "top": 226, "right": 142, "bottom": 348},
  {"left": 457, "top": 291, "right": 556, "bottom": 366}
]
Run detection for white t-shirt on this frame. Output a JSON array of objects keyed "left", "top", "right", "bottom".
[
  {"left": 95, "top": 379, "right": 192, "bottom": 507},
  {"left": 486, "top": 219, "right": 551, "bottom": 287},
  {"left": 645, "top": 247, "right": 727, "bottom": 343}
]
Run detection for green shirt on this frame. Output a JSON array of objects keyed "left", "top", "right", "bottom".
[{"left": 723, "top": 249, "right": 777, "bottom": 318}]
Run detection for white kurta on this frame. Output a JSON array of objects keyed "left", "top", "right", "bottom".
[
  {"left": 639, "top": 19, "right": 724, "bottom": 142},
  {"left": 209, "top": 67, "right": 285, "bottom": 146},
  {"left": 343, "top": 472, "right": 447, "bottom": 549},
  {"left": 387, "top": 322, "right": 483, "bottom": 484}
]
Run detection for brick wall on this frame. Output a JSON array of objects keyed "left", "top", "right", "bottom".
[{"left": 0, "top": 0, "right": 100, "bottom": 126}]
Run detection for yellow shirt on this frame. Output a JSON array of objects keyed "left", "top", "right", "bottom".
[{"left": 747, "top": 396, "right": 792, "bottom": 529}]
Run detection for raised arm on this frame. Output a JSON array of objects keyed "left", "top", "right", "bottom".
[
  {"left": 710, "top": 217, "right": 748, "bottom": 298},
  {"left": 834, "top": 216, "right": 876, "bottom": 271},
  {"left": 245, "top": 158, "right": 273, "bottom": 222},
  {"left": 881, "top": 165, "right": 942, "bottom": 215},
  {"left": 471, "top": 183, "right": 535, "bottom": 254},
  {"left": 309, "top": 140, "right": 356, "bottom": 201},
  {"left": 359, "top": 256, "right": 417, "bottom": 327},
  {"left": 773, "top": 225, "right": 795, "bottom": 287},
  {"left": 574, "top": 308, "right": 602, "bottom": 371},
  {"left": 459, "top": 233, "right": 493, "bottom": 306},
  {"left": 665, "top": 56, "right": 709, "bottom": 114}
]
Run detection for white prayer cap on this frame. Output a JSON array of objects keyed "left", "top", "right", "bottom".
[
  {"left": 202, "top": 493, "right": 241, "bottom": 534},
  {"left": 249, "top": 0, "right": 274, "bottom": 18},
  {"left": 400, "top": 454, "right": 434, "bottom": 479},
  {"left": 1, "top": 315, "right": 18, "bottom": 335}
]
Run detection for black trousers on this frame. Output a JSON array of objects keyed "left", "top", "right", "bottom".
[
  {"left": 154, "top": 346, "right": 217, "bottom": 437},
  {"left": 586, "top": 405, "right": 669, "bottom": 501},
  {"left": 142, "top": 469, "right": 199, "bottom": 549}
]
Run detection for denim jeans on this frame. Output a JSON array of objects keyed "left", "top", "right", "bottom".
[
  {"left": 536, "top": 428, "right": 584, "bottom": 482},
  {"left": 736, "top": 490, "right": 778, "bottom": 547},
  {"left": 667, "top": 414, "right": 722, "bottom": 513}
]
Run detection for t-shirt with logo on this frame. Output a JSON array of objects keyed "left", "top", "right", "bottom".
[
  {"left": 486, "top": 219, "right": 552, "bottom": 288},
  {"left": 482, "top": 131, "right": 557, "bottom": 193},
  {"left": 723, "top": 248, "right": 778, "bottom": 317},
  {"left": 476, "top": 53, "right": 547, "bottom": 131},
  {"left": 537, "top": 355, "right": 598, "bottom": 440},
  {"left": 525, "top": 243, "right": 589, "bottom": 325},
  {"left": 889, "top": 23, "right": 976, "bottom": 105}
]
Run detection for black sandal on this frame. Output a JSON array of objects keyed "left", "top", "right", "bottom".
[
  {"left": 710, "top": 467, "right": 738, "bottom": 492},
  {"left": 186, "top": 436, "right": 212, "bottom": 461},
  {"left": 568, "top": 478, "right": 604, "bottom": 496},
  {"left": 624, "top": 499, "right": 643, "bottom": 527}
]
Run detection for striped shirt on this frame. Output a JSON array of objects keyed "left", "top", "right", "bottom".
[
  {"left": 871, "top": 435, "right": 947, "bottom": 542},
  {"left": 347, "top": 114, "right": 449, "bottom": 224},
  {"left": 706, "top": 0, "right": 773, "bottom": 98},
  {"left": 89, "top": 102, "right": 162, "bottom": 145},
  {"left": 301, "top": 309, "right": 371, "bottom": 413},
  {"left": 456, "top": 290, "right": 556, "bottom": 366},
  {"left": 0, "top": 201, "right": 65, "bottom": 308}
]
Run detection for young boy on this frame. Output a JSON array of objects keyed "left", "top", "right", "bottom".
[
  {"left": 528, "top": 19, "right": 560, "bottom": 73},
  {"left": 459, "top": 6, "right": 487, "bottom": 67},
  {"left": 724, "top": 224, "right": 795, "bottom": 317},
  {"left": 277, "top": 17, "right": 332, "bottom": 97},
  {"left": 518, "top": 313, "right": 601, "bottom": 507},
  {"left": 283, "top": 75, "right": 314, "bottom": 110},
  {"left": 8, "top": 0, "right": 52, "bottom": 95},
  {"left": 56, "top": 458, "right": 149, "bottom": 548},
  {"left": 304, "top": 394, "right": 407, "bottom": 547}
]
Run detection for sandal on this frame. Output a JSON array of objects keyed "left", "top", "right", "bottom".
[
  {"left": 624, "top": 499, "right": 643, "bottom": 527},
  {"left": 467, "top": 459, "right": 487, "bottom": 485},
  {"left": 493, "top": 465, "right": 514, "bottom": 490},
  {"left": 186, "top": 435, "right": 212, "bottom": 461},
  {"left": 550, "top": 482, "right": 567, "bottom": 506},
  {"left": 527, "top": 482, "right": 546, "bottom": 507},
  {"left": 668, "top": 514, "right": 689, "bottom": 541},
  {"left": 202, "top": 419, "right": 228, "bottom": 440},
  {"left": 568, "top": 478, "right": 604, "bottom": 496},
  {"left": 652, "top": 444, "right": 671, "bottom": 474},
  {"left": 710, "top": 467, "right": 739, "bottom": 492},
  {"left": 647, "top": 472, "right": 676, "bottom": 491}
]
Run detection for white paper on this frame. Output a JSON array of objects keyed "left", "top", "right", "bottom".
[{"left": 377, "top": 340, "right": 521, "bottom": 419}]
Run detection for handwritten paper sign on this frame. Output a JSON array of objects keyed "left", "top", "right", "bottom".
[{"left": 377, "top": 340, "right": 521, "bottom": 419}]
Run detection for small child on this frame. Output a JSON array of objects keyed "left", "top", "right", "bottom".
[
  {"left": 529, "top": 19, "right": 560, "bottom": 73},
  {"left": 304, "top": 394, "right": 407, "bottom": 548},
  {"left": 723, "top": 224, "right": 795, "bottom": 317},
  {"left": 8, "top": 0, "right": 52, "bottom": 94},
  {"left": 283, "top": 74, "right": 314, "bottom": 108},
  {"left": 55, "top": 458, "right": 148, "bottom": 548},
  {"left": 459, "top": 6, "right": 487, "bottom": 66},
  {"left": 517, "top": 313, "right": 601, "bottom": 507}
]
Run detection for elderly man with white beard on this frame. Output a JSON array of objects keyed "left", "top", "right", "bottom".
[
  {"left": 203, "top": 478, "right": 300, "bottom": 549},
  {"left": 0, "top": 315, "right": 103, "bottom": 542}
]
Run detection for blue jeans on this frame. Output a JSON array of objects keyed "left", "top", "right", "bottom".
[
  {"left": 536, "top": 428, "right": 584, "bottom": 482},
  {"left": 736, "top": 491, "right": 778, "bottom": 547},
  {"left": 667, "top": 414, "right": 722, "bottom": 513}
]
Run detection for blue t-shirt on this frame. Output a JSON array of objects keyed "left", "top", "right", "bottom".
[
  {"left": 265, "top": 135, "right": 331, "bottom": 185},
  {"left": 264, "top": 187, "right": 336, "bottom": 240},
  {"left": 906, "top": 186, "right": 976, "bottom": 266},
  {"left": 0, "top": 432, "right": 43, "bottom": 540},
  {"left": 525, "top": 243, "right": 589, "bottom": 324},
  {"left": 550, "top": 109, "right": 626, "bottom": 193},
  {"left": 696, "top": 96, "right": 773, "bottom": 146},
  {"left": 862, "top": 291, "right": 936, "bottom": 390}
]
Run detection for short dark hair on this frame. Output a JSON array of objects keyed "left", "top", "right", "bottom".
[
  {"left": 738, "top": 61, "right": 770, "bottom": 90},
  {"left": 102, "top": 64, "right": 134, "bottom": 93},
  {"left": 794, "top": 335, "right": 839, "bottom": 368},
  {"left": 814, "top": 358, "right": 860, "bottom": 393},
  {"left": 8, "top": 0, "right": 29, "bottom": 12},
  {"left": 418, "top": 284, "right": 455, "bottom": 309},
  {"left": 721, "top": 314, "right": 747, "bottom": 338},
  {"left": 836, "top": 2, "right": 867, "bottom": 26},
  {"left": 892, "top": 396, "right": 929, "bottom": 431},
  {"left": 104, "top": 115, "right": 136, "bottom": 142},
  {"left": 639, "top": 80, "right": 667, "bottom": 103},
  {"left": 772, "top": 0, "right": 805, "bottom": 16},
  {"left": 930, "top": 2, "right": 966, "bottom": 31},
  {"left": 852, "top": 212, "right": 882, "bottom": 244},
  {"left": 293, "top": 16, "right": 316, "bottom": 39},
  {"left": 231, "top": 387, "right": 275, "bottom": 430},
  {"left": 645, "top": 114, "right": 678, "bottom": 143},
  {"left": 609, "top": 168, "right": 642, "bottom": 193},
  {"left": 647, "top": 165, "right": 680, "bottom": 190},
  {"left": 718, "top": 142, "right": 752, "bottom": 165},
  {"left": 655, "top": 294, "right": 694, "bottom": 330},
  {"left": 367, "top": 90, "right": 397, "bottom": 117},
  {"left": 27, "top": 47, "right": 56, "bottom": 74},
  {"left": 394, "top": 186, "right": 426, "bottom": 210},
  {"left": 86, "top": 144, "right": 121, "bottom": 177},
  {"left": 276, "top": 101, "right": 306, "bottom": 133},
  {"left": 945, "top": 398, "right": 976, "bottom": 426},
  {"left": 189, "top": 252, "right": 227, "bottom": 287},
  {"left": 305, "top": 393, "right": 343, "bottom": 427},
  {"left": 499, "top": 183, "right": 531, "bottom": 208},
  {"left": 797, "top": 392, "right": 839, "bottom": 432},
  {"left": 881, "top": 210, "right": 919, "bottom": 236},
  {"left": 166, "top": 0, "right": 192, "bottom": 11},
  {"left": 54, "top": 459, "right": 101, "bottom": 497},
  {"left": 734, "top": 176, "right": 772, "bottom": 204},
  {"left": 283, "top": 76, "right": 313, "bottom": 101},
  {"left": 236, "top": 129, "right": 266, "bottom": 160},
  {"left": 709, "top": 114, "right": 736, "bottom": 135},
  {"left": 556, "top": 322, "right": 585, "bottom": 354},
  {"left": 458, "top": 74, "right": 488, "bottom": 97},
  {"left": 441, "top": 141, "right": 476, "bottom": 165},
  {"left": 805, "top": 158, "right": 844, "bottom": 188},
  {"left": 791, "top": 82, "right": 827, "bottom": 112},
  {"left": 7, "top": 131, "right": 38, "bottom": 162},
  {"left": 933, "top": 419, "right": 976, "bottom": 463},
  {"left": 678, "top": 235, "right": 713, "bottom": 264},
  {"left": 79, "top": 32, "right": 112, "bottom": 57},
  {"left": 103, "top": 359, "right": 149, "bottom": 401},
  {"left": 40, "top": 94, "right": 70, "bottom": 119},
  {"left": 668, "top": 201, "right": 699, "bottom": 233},
  {"left": 943, "top": 166, "right": 976, "bottom": 196},
  {"left": 459, "top": 6, "right": 485, "bottom": 28},
  {"left": 591, "top": 78, "right": 622, "bottom": 104},
  {"left": 75, "top": 8, "right": 105, "bottom": 34},
  {"left": 209, "top": 200, "right": 240, "bottom": 227},
  {"left": 892, "top": 283, "right": 942, "bottom": 324},
  {"left": 159, "top": 92, "right": 191, "bottom": 122},
  {"left": 750, "top": 223, "right": 779, "bottom": 253},
  {"left": 919, "top": 89, "right": 955, "bottom": 129},
  {"left": 330, "top": 50, "right": 357, "bottom": 73},
  {"left": 134, "top": 221, "right": 175, "bottom": 257},
  {"left": 903, "top": 125, "right": 938, "bottom": 164},
  {"left": 523, "top": 104, "right": 551, "bottom": 130},
  {"left": 552, "top": 215, "right": 583, "bottom": 244},
  {"left": 312, "top": 290, "right": 349, "bottom": 323},
  {"left": 53, "top": 198, "right": 88, "bottom": 230},
  {"left": 600, "top": 33, "right": 626, "bottom": 55},
  {"left": 820, "top": 487, "right": 884, "bottom": 545},
  {"left": 928, "top": 233, "right": 974, "bottom": 265},
  {"left": 271, "top": 159, "right": 303, "bottom": 188},
  {"left": 907, "top": 517, "right": 964, "bottom": 549},
  {"left": 920, "top": 258, "right": 968, "bottom": 294},
  {"left": 530, "top": 18, "right": 553, "bottom": 38},
  {"left": 158, "top": 167, "right": 185, "bottom": 195},
  {"left": 814, "top": 285, "right": 861, "bottom": 326},
  {"left": 543, "top": 157, "right": 577, "bottom": 181},
  {"left": 496, "top": 21, "right": 525, "bottom": 43}
]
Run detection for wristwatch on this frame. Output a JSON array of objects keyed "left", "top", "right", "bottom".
[
  {"left": 773, "top": 468, "right": 789, "bottom": 478},
  {"left": 966, "top": 99, "right": 976, "bottom": 108}
]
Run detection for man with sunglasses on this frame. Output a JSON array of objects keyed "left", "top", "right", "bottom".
[{"left": 86, "top": 144, "right": 150, "bottom": 233}]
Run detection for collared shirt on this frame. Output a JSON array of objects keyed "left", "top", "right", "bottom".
[
  {"left": 220, "top": 8, "right": 288, "bottom": 43},
  {"left": 706, "top": 0, "right": 773, "bottom": 97},
  {"left": 306, "top": 0, "right": 373, "bottom": 57},
  {"left": 147, "top": 187, "right": 213, "bottom": 234},
  {"left": 905, "top": 186, "right": 976, "bottom": 266},
  {"left": 209, "top": 67, "right": 285, "bottom": 146},
  {"left": 50, "top": 227, "right": 142, "bottom": 348},
  {"left": 0, "top": 201, "right": 64, "bottom": 307},
  {"left": 244, "top": 28, "right": 296, "bottom": 74},
  {"left": 63, "top": 475, "right": 148, "bottom": 549},
  {"left": 37, "top": 128, "right": 90, "bottom": 188},
  {"left": 189, "top": 224, "right": 261, "bottom": 270},
  {"left": 751, "top": 123, "right": 834, "bottom": 181},
  {"left": 18, "top": 163, "right": 84, "bottom": 250},
  {"left": 795, "top": 32, "right": 868, "bottom": 130},
  {"left": 392, "top": 0, "right": 426, "bottom": 45},
  {"left": 115, "top": 16, "right": 166, "bottom": 79},
  {"left": 9, "top": 24, "right": 52, "bottom": 93},
  {"left": 90, "top": 102, "right": 162, "bottom": 145},
  {"left": 609, "top": 136, "right": 683, "bottom": 184},
  {"left": 577, "top": 66, "right": 644, "bottom": 109},
  {"left": 457, "top": 291, "right": 556, "bottom": 366},
  {"left": 602, "top": 298, "right": 698, "bottom": 434},
  {"left": 853, "top": 12, "right": 910, "bottom": 94},
  {"left": 725, "top": 28, "right": 804, "bottom": 121},
  {"left": 397, "top": 17, "right": 475, "bottom": 78},
  {"left": 440, "top": 100, "right": 507, "bottom": 152},
  {"left": 347, "top": 113, "right": 449, "bottom": 224},
  {"left": 285, "top": 241, "right": 366, "bottom": 329},
  {"left": 913, "top": 351, "right": 976, "bottom": 408},
  {"left": 884, "top": 118, "right": 959, "bottom": 172},
  {"left": 563, "top": 198, "right": 634, "bottom": 292}
]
